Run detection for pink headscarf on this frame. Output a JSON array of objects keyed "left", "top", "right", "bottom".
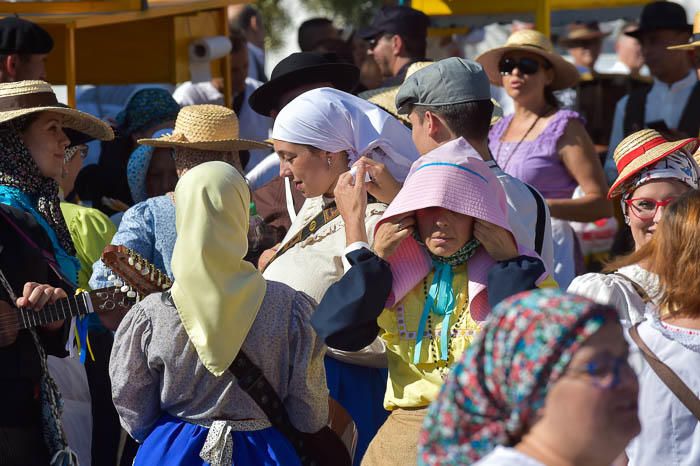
[{"left": 377, "top": 137, "right": 545, "bottom": 321}]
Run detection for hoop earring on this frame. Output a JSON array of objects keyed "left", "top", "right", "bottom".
[{"left": 327, "top": 158, "right": 332, "bottom": 168}]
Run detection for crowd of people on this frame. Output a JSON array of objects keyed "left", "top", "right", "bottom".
[{"left": 1, "top": 1, "right": 700, "bottom": 465}]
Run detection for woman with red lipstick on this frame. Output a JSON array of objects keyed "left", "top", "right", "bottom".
[
  {"left": 569, "top": 129, "right": 699, "bottom": 326},
  {"left": 477, "top": 30, "right": 611, "bottom": 288}
]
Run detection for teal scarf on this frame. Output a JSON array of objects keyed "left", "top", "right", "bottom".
[{"left": 413, "top": 237, "right": 480, "bottom": 364}]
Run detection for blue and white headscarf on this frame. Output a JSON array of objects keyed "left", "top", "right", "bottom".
[{"left": 127, "top": 128, "right": 173, "bottom": 203}]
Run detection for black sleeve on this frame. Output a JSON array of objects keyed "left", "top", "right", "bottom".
[
  {"left": 311, "top": 248, "right": 393, "bottom": 351},
  {"left": 487, "top": 255, "right": 546, "bottom": 309}
]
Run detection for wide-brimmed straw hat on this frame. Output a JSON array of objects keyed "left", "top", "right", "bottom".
[
  {"left": 476, "top": 30, "right": 580, "bottom": 90},
  {"left": 138, "top": 104, "right": 271, "bottom": 151},
  {"left": 0, "top": 80, "right": 113, "bottom": 141},
  {"left": 558, "top": 22, "right": 610, "bottom": 47},
  {"left": 668, "top": 12, "right": 700, "bottom": 50},
  {"left": 608, "top": 129, "right": 699, "bottom": 198}
]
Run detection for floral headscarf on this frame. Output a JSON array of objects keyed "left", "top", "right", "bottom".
[
  {"left": 127, "top": 128, "right": 173, "bottom": 203},
  {"left": 0, "top": 119, "right": 75, "bottom": 255},
  {"left": 115, "top": 88, "right": 179, "bottom": 136},
  {"left": 417, "top": 288, "right": 618, "bottom": 465}
]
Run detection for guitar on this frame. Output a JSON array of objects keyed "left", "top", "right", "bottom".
[
  {"left": 105, "top": 245, "right": 358, "bottom": 464},
  {"left": 0, "top": 287, "right": 134, "bottom": 347}
]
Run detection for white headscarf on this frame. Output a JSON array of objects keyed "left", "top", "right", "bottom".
[{"left": 272, "top": 87, "right": 420, "bottom": 181}]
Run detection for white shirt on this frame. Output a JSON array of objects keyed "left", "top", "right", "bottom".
[
  {"left": 606, "top": 70, "right": 698, "bottom": 182},
  {"left": 172, "top": 78, "right": 273, "bottom": 171},
  {"left": 626, "top": 317, "right": 700, "bottom": 466},
  {"left": 568, "top": 264, "right": 659, "bottom": 326},
  {"left": 485, "top": 160, "right": 555, "bottom": 278},
  {"left": 474, "top": 446, "right": 545, "bottom": 466},
  {"left": 246, "top": 152, "right": 280, "bottom": 191}
]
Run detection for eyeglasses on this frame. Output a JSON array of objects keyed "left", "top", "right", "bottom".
[
  {"left": 567, "top": 355, "right": 635, "bottom": 390},
  {"left": 367, "top": 33, "right": 391, "bottom": 50},
  {"left": 624, "top": 197, "right": 677, "bottom": 220},
  {"left": 498, "top": 57, "right": 548, "bottom": 76}
]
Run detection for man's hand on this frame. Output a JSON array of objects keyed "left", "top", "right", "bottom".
[
  {"left": 17, "top": 282, "right": 67, "bottom": 331},
  {"left": 473, "top": 219, "right": 519, "bottom": 262},
  {"left": 373, "top": 214, "right": 415, "bottom": 260},
  {"left": 357, "top": 157, "right": 402, "bottom": 204}
]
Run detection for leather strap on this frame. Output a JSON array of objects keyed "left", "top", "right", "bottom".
[
  {"left": 629, "top": 324, "right": 700, "bottom": 421},
  {"left": 525, "top": 184, "right": 546, "bottom": 256},
  {"left": 623, "top": 84, "right": 652, "bottom": 137},
  {"left": 612, "top": 271, "right": 652, "bottom": 304}
]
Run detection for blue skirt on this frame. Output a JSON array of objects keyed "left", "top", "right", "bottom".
[
  {"left": 324, "top": 356, "right": 389, "bottom": 465},
  {"left": 134, "top": 414, "right": 301, "bottom": 466}
]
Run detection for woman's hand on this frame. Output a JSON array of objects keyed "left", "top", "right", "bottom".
[
  {"left": 373, "top": 214, "right": 415, "bottom": 260},
  {"left": 258, "top": 244, "right": 280, "bottom": 270},
  {"left": 335, "top": 166, "right": 369, "bottom": 245},
  {"left": 474, "top": 219, "right": 519, "bottom": 262},
  {"left": 357, "top": 157, "right": 402, "bottom": 204},
  {"left": 17, "top": 282, "right": 67, "bottom": 331}
]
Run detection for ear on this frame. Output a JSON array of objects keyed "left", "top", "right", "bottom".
[
  {"left": 391, "top": 34, "right": 403, "bottom": 56},
  {"left": 544, "top": 67, "right": 555, "bottom": 87},
  {"left": 3, "top": 55, "right": 18, "bottom": 79},
  {"left": 425, "top": 111, "right": 441, "bottom": 138}
]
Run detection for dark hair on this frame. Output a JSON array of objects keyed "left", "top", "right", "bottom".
[
  {"left": 311, "top": 38, "right": 354, "bottom": 64},
  {"left": 416, "top": 100, "right": 494, "bottom": 141},
  {"left": 233, "top": 5, "right": 260, "bottom": 31},
  {"left": 229, "top": 28, "right": 248, "bottom": 53},
  {"left": 398, "top": 34, "right": 426, "bottom": 59},
  {"left": 298, "top": 18, "right": 335, "bottom": 52},
  {"left": 12, "top": 113, "right": 40, "bottom": 133},
  {"left": 544, "top": 86, "right": 560, "bottom": 109}
]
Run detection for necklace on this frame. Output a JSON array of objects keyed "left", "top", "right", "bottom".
[{"left": 496, "top": 110, "right": 546, "bottom": 172}]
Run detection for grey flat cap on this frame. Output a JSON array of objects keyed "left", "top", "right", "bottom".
[{"left": 395, "top": 57, "right": 491, "bottom": 114}]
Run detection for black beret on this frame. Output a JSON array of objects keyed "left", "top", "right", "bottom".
[{"left": 0, "top": 17, "right": 53, "bottom": 55}]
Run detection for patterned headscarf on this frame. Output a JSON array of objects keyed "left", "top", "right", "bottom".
[
  {"left": 620, "top": 151, "right": 700, "bottom": 217},
  {"left": 115, "top": 88, "right": 179, "bottom": 137},
  {"left": 0, "top": 120, "right": 75, "bottom": 255},
  {"left": 418, "top": 288, "right": 618, "bottom": 465}
]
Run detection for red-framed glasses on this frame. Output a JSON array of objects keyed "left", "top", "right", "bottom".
[{"left": 624, "top": 197, "right": 677, "bottom": 220}]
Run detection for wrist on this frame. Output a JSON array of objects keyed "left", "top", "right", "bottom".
[{"left": 345, "top": 221, "right": 368, "bottom": 245}]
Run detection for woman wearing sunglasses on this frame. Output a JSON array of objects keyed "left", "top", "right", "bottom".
[
  {"left": 418, "top": 288, "right": 640, "bottom": 466},
  {"left": 569, "top": 129, "right": 699, "bottom": 326},
  {"left": 477, "top": 30, "right": 611, "bottom": 288}
]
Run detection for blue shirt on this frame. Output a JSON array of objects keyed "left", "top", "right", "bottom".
[{"left": 90, "top": 195, "right": 176, "bottom": 290}]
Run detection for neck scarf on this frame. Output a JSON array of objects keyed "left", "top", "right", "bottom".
[
  {"left": 418, "top": 288, "right": 618, "bottom": 465},
  {"left": 170, "top": 161, "right": 267, "bottom": 376},
  {"left": 412, "top": 234, "right": 481, "bottom": 364},
  {"left": 0, "top": 121, "right": 75, "bottom": 255},
  {"left": 271, "top": 87, "right": 420, "bottom": 182}
]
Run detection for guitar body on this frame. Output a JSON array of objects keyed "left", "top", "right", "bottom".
[{"left": 0, "top": 300, "right": 19, "bottom": 347}]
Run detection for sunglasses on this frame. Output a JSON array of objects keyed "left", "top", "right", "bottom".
[
  {"left": 498, "top": 57, "right": 549, "bottom": 76},
  {"left": 367, "top": 33, "right": 392, "bottom": 50}
]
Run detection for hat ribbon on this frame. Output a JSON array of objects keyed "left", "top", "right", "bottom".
[
  {"left": 413, "top": 261, "right": 455, "bottom": 365},
  {"left": 0, "top": 92, "right": 58, "bottom": 111},
  {"left": 170, "top": 132, "right": 189, "bottom": 142},
  {"left": 616, "top": 136, "right": 668, "bottom": 173}
]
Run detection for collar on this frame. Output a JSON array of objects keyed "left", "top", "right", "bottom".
[{"left": 651, "top": 70, "right": 697, "bottom": 92}]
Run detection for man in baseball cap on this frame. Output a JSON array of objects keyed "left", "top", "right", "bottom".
[
  {"left": 0, "top": 16, "right": 53, "bottom": 82},
  {"left": 361, "top": 5, "right": 429, "bottom": 87},
  {"left": 395, "top": 57, "right": 554, "bottom": 273}
]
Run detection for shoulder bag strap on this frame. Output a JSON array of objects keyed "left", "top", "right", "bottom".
[
  {"left": 629, "top": 324, "right": 700, "bottom": 421},
  {"left": 612, "top": 271, "right": 652, "bottom": 304},
  {"left": 677, "top": 81, "right": 700, "bottom": 138},
  {"left": 262, "top": 202, "right": 339, "bottom": 272},
  {"left": 524, "top": 184, "right": 546, "bottom": 255},
  {"left": 623, "top": 85, "right": 652, "bottom": 137}
]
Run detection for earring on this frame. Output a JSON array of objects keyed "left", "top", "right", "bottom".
[{"left": 327, "top": 158, "right": 332, "bottom": 167}]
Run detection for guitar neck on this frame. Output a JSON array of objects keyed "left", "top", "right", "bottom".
[{"left": 17, "top": 293, "right": 92, "bottom": 330}]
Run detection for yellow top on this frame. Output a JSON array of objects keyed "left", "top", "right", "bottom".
[{"left": 378, "top": 266, "right": 479, "bottom": 410}]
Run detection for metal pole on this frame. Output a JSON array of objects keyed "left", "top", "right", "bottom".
[{"left": 535, "top": 0, "right": 551, "bottom": 37}]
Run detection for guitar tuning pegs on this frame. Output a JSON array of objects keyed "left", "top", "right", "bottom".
[
  {"left": 120, "top": 285, "right": 130, "bottom": 293},
  {"left": 140, "top": 267, "right": 149, "bottom": 276},
  {"left": 114, "top": 279, "right": 123, "bottom": 287},
  {"left": 128, "top": 256, "right": 135, "bottom": 266},
  {"left": 127, "top": 290, "right": 137, "bottom": 299},
  {"left": 135, "top": 262, "right": 142, "bottom": 271},
  {"left": 107, "top": 274, "right": 116, "bottom": 282},
  {"left": 162, "top": 283, "right": 169, "bottom": 289}
]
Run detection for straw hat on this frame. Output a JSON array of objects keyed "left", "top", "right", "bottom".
[
  {"left": 138, "top": 104, "right": 271, "bottom": 151},
  {"left": 607, "top": 129, "right": 699, "bottom": 198},
  {"left": 0, "top": 80, "right": 113, "bottom": 141},
  {"left": 476, "top": 29, "right": 580, "bottom": 90},
  {"left": 361, "top": 61, "right": 503, "bottom": 125},
  {"left": 668, "top": 12, "right": 700, "bottom": 50}
]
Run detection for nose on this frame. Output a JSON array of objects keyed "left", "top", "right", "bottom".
[
  {"left": 279, "top": 160, "right": 292, "bottom": 178},
  {"left": 653, "top": 205, "right": 666, "bottom": 223},
  {"left": 58, "top": 127, "right": 70, "bottom": 149}
]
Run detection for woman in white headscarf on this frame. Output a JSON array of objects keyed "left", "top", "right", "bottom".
[
  {"left": 109, "top": 161, "right": 328, "bottom": 465},
  {"left": 263, "top": 87, "right": 421, "bottom": 463}
]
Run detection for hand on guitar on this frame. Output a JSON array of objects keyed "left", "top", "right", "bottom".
[{"left": 16, "top": 282, "right": 67, "bottom": 331}]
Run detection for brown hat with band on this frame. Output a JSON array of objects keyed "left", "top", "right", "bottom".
[
  {"left": 0, "top": 80, "right": 113, "bottom": 141},
  {"left": 138, "top": 104, "right": 271, "bottom": 151},
  {"left": 608, "top": 129, "right": 699, "bottom": 198},
  {"left": 558, "top": 22, "right": 610, "bottom": 47},
  {"left": 476, "top": 30, "right": 580, "bottom": 90}
]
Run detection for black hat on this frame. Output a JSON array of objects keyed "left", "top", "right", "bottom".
[
  {"left": 359, "top": 6, "right": 429, "bottom": 41},
  {"left": 0, "top": 17, "right": 53, "bottom": 55},
  {"left": 625, "top": 1, "right": 692, "bottom": 39},
  {"left": 248, "top": 52, "right": 359, "bottom": 117}
]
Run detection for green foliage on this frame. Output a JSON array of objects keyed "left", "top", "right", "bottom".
[
  {"left": 256, "top": 0, "right": 291, "bottom": 50},
  {"left": 301, "top": 0, "right": 384, "bottom": 28}
]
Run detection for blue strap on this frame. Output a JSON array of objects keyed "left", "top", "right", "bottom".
[{"left": 413, "top": 262, "right": 455, "bottom": 365}]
